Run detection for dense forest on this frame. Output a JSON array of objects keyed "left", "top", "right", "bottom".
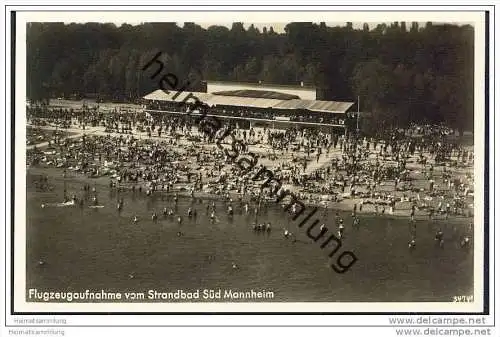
[{"left": 26, "top": 21, "right": 474, "bottom": 132}]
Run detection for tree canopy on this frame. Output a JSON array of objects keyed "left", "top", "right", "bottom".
[{"left": 26, "top": 21, "right": 474, "bottom": 132}]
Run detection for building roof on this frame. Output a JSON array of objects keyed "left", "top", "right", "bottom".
[
  {"left": 143, "top": 90, "right": 212, "bottom": 102},
  {"left": 212, "top": 89, "right": 300, "bottom": 100},
  {"left": 143, "top": 89, "right": 353, "bottom": 114},
  {"left": 203, "top": 94, "right": 282, "bottom": 109},
  {"left": 274, "top": 99, "right": 354, "bottom": 113}
]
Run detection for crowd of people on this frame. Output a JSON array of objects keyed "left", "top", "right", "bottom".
[
  {"left": 144, "top": 100, "right": 346, "bottom": 125},
  {"left": 27, "top": 100, "right": 474, "bottom": 250},
  {"left": 26, "top": 126, "right": 71, "bottom": 146}
]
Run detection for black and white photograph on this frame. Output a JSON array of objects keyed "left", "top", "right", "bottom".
[{"left": 8, "top": 8, "right": 491, "bottom": 317}]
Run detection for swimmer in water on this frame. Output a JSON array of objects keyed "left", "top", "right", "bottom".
[
  {"left": 435, "top": 229, "right": 444, "bottom": 242},
  {"left": 408, "top": 238, "right": 416, "bottom": 250},
  {"left": 461, "top": 236, "right": 471, "bottom": 248},
  {"left": 435, "top": 230, "right": 444, "bottom": 248},
  {"left": 337, "top": 216, "right": 345, "bottom": 232},
  {"left": 335, "top": 212, "right": 340, "bottom": 224},
  {"left": 409, "top": 220, "right": 417, "bottom": 235},
  {"left": 41, "top": 203, "right": 46, "bottom": 209},
  {"left": 338, "top": 223, "right": 345, "bottom": 238},
  {"left": 283, "top": 229, "right": 293, "bottom": 239},
  {"left": 352, "top": 216, "right": 360, "bottom": 228},
  {"left": 232, "top": 262, "right": 238, "bottom": 269},
  {"left": 133, "top": 215, "right": 138, "bottom": 223}
]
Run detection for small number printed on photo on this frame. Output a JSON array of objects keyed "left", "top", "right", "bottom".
[{"left": 453, "top": 295, "right": 474, "bottom": 303}]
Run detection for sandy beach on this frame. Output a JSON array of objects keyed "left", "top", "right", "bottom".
[{"left": 27, "top": 120, "right": 474, "bottom": 223}]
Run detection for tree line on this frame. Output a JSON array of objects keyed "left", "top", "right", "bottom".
[{"left": 26, "top": 21, "right": 474, "bottom": 133}]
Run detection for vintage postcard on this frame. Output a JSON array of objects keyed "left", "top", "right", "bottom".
[{"left": 8, "top": 8, "right": 490, "bottom": 317}]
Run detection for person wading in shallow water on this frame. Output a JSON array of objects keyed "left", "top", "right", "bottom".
[
  {"left": 408, "top": 234, "right": 416, "bottom": 250},
  {"left": 435, "top": 229, "right": 444, "bottom": 248},
  {"left": 461, "top": 235, "right": 471, "bottom": 249},
  {"left": 338, "top": 218, "right": 345, "bottom": 238},
  {"left": 117, "top": 198, "right": 123, "bottom": 213}
]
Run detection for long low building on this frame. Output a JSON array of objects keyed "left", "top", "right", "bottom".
[{"left": 143, "top": 88, "right": 355, "bottom": 130}]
